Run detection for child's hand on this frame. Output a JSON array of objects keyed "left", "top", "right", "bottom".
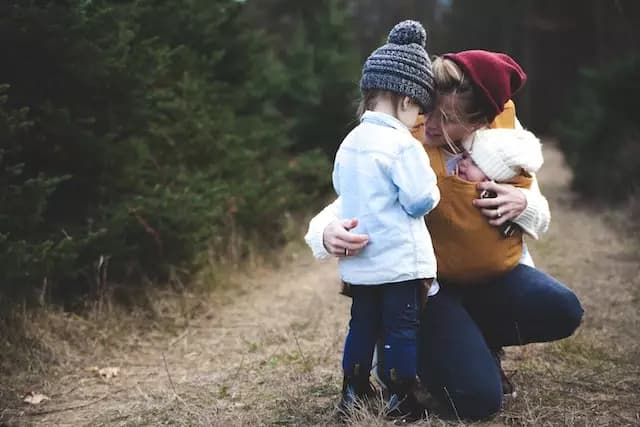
[
  {"left": 473, "top": 181, "right": 527, "bottom": 226},
  {"left": 322, "top": 218, "right": 369, "bottom": 257}
]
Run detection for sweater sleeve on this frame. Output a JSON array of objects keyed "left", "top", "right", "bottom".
[
  {"left": 513, "top": 174, "right": 550, "bottom": 240},
  {"left": 304, "top": 198, "right": 342, "bottom": 259},
  {"left": 504, "top": 110, "right": 550, "bottom": 240},
  {"left": 391, "top": 142, "right": 441, "bottom": 218}
]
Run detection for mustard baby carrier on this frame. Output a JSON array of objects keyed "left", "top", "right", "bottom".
[{"left": 411, "top": 101, "right": 532, "bottom": 285}]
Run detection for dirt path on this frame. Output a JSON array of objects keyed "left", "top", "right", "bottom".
[{"left": 4, "top": 144, "right": 640, "bottom": 426}]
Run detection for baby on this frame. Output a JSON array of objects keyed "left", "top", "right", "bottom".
[
  {"left": 427, "top": 127, "right": 543, "bottom": 284},
  {"left": 456, "top": 128, "right": 542, "bottom": 184}
]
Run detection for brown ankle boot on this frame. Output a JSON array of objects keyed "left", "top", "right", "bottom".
[
  {"left": 337, "top": 365, "right": 377, "bottom": 417},
  {"left": 385, "top": 375, "right": 427, "bottom": 422}
]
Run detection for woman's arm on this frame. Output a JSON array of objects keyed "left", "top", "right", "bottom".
[
  {"left": 481, "top": 114, "right": 550, "bottom": 238},
  {"left": 473, "top": 174, "right": 550, "bottom": 239},
  {"left": 512, "top": 176, "right": 550, "bottom": 239},
  {"left": 304, "top": 198, "right": 369, "bottom": 259}
]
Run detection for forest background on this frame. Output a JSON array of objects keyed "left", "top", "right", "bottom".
[{"left": 1, "top": 0, "right": 638, "bottom": 318}]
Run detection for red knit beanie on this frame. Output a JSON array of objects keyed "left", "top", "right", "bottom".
[{"left": 443, "top": 50, "right": 527, "bottom": 116}]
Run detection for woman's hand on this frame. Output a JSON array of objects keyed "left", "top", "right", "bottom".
[
  {"left": 473, "top": 181, "right": 527, "bottom": 226},
  {"left": 322, "top": 218, "right": 369, "bottom": 257}
]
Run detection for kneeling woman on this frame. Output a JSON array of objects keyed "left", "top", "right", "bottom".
[{"left": 305, "top": 50, "right": 584, "bottom": 420}]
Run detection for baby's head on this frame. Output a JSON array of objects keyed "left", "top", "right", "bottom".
[
  {"left": 457, "top": 128, "right": 543, "bottom": 183},
  {"left": 456, "top": 150, "right": 489, "bottom": 182}
]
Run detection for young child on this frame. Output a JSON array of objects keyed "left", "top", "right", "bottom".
[
  {"left": 332, "top": 20, "right": 440, "bottom": 418},
  {"left": 427, "top": 127, "right": 543, "bottom": 284}
]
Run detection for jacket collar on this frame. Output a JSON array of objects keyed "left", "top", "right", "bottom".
[{"left": 361, "top": 110, "right": 410, "bottom": 133}]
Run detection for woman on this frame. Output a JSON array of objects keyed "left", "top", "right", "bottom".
[{"left": 304, "top": 50, "right": 584, "bottom": 420}]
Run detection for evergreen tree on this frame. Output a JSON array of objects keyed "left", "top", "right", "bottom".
[
  {"left": 243, "top": 0, "right": 361, "bottom": 156},
  {"left": 0, "top": 0, "right": 331, "bottom": 307}
]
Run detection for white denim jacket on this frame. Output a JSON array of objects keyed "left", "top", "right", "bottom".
[{"left": 331, "top": 111, "right": 440, "bottom": 285}]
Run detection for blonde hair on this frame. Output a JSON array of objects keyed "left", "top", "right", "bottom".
[
  {"left": 432, "top": 56, "right": 496, "bottom": 151},
  {"left": 356, "top": 89, "right": 406, "bottom": 119}
]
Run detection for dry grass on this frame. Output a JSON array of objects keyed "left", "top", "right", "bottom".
[{"left": 1, "top": 143, "right": 639, "bottom": 426}]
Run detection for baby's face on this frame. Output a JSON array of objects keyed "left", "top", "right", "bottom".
[{"left": 456, "top": 151, "right": 488, "bottom": 182}]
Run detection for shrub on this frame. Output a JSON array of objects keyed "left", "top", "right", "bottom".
[
  {"left": 555, "top": 56, "right": 640, "bottom": 201},
  {"left": 0, "top": 0, "right": 343, "bottom": 308}
]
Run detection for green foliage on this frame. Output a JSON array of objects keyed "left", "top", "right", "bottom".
[
  {"left": 555, "top": 56, "right": 640, "bottom": 201},
  {"left": 435, "top": 0, "right": 527, "bottom": 54},
  {"left": 0, "top": 0, "right": 341, "bottom": 306},
  {"left": 0, "top": 86, "right": 76, "bottom": 300},
  {"left": 242, "top": 0, "right": 361, "bottom": 157}
]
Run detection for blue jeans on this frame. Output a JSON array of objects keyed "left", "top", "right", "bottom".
[
  {"left": 343, "top": 280, "right": 422, "bottom": 382},
  {"left": 418, "top": 264, "right": 584, "bottom": 420}
]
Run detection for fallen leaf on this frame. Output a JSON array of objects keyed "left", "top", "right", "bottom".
[
  {"left": 23, "top": 391, "right": 50, "bottom": 405},
  {"left": 97, "top": 367, "right": 120, "bottom": 380}
]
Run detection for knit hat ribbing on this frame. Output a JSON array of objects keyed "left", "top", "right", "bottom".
[
  {"left": 443, "top": 50, "right": 527, "bottom": 116},
  {"left": 463, "top": 128, "right": 543, "bottom": 182},
  {"left": 360, "top": 20, "right": 435, "bottom": 113}
]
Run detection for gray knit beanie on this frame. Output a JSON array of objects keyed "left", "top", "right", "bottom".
[{"left": 360, "top": 20, "right": 434, "bottom": 113}]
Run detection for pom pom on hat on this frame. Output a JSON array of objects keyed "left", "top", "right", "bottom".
[
  {"left": 463, "top": 128, "right": 543, "bottom": 182},
  {"left": 388, "top": 20, "right": 427, "bottom": 46},
  {"left": 443, "top": 50, "right": 527, "bottom": 116},
  {"left": 360, "top": 20, "right": 434, "bottom": 113}
]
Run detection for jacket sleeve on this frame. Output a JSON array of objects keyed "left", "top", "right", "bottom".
[
  {"left": 513, "top": 174, "right": 550, "bottom": 240},
  {"left": 304, "top": 198, "right": 342, "bottom": 259},
  {"left": 332, "top": 151, "right": 341, "bottom": 196},
  {"left": 391, "top": 141, "right": 440, "bottom": 218}
]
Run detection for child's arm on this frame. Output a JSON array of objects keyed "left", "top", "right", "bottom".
[{"left": 391, "top": 141, "right": 440, "bottom": 218}]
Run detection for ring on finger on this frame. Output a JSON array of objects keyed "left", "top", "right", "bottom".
[
  {"left": 496, "top": 207, "right": 502, "bottom": 218},
  {"left": 344, "top": 248, "right": 350, "bottom": 256}
]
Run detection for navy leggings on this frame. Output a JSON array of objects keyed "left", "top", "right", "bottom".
[
  {"left": 343, "top": 280, "right": 422, "bottom": 382},
  {"left": 418, "top": 264, "right": 584, "bottom": 420}
]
